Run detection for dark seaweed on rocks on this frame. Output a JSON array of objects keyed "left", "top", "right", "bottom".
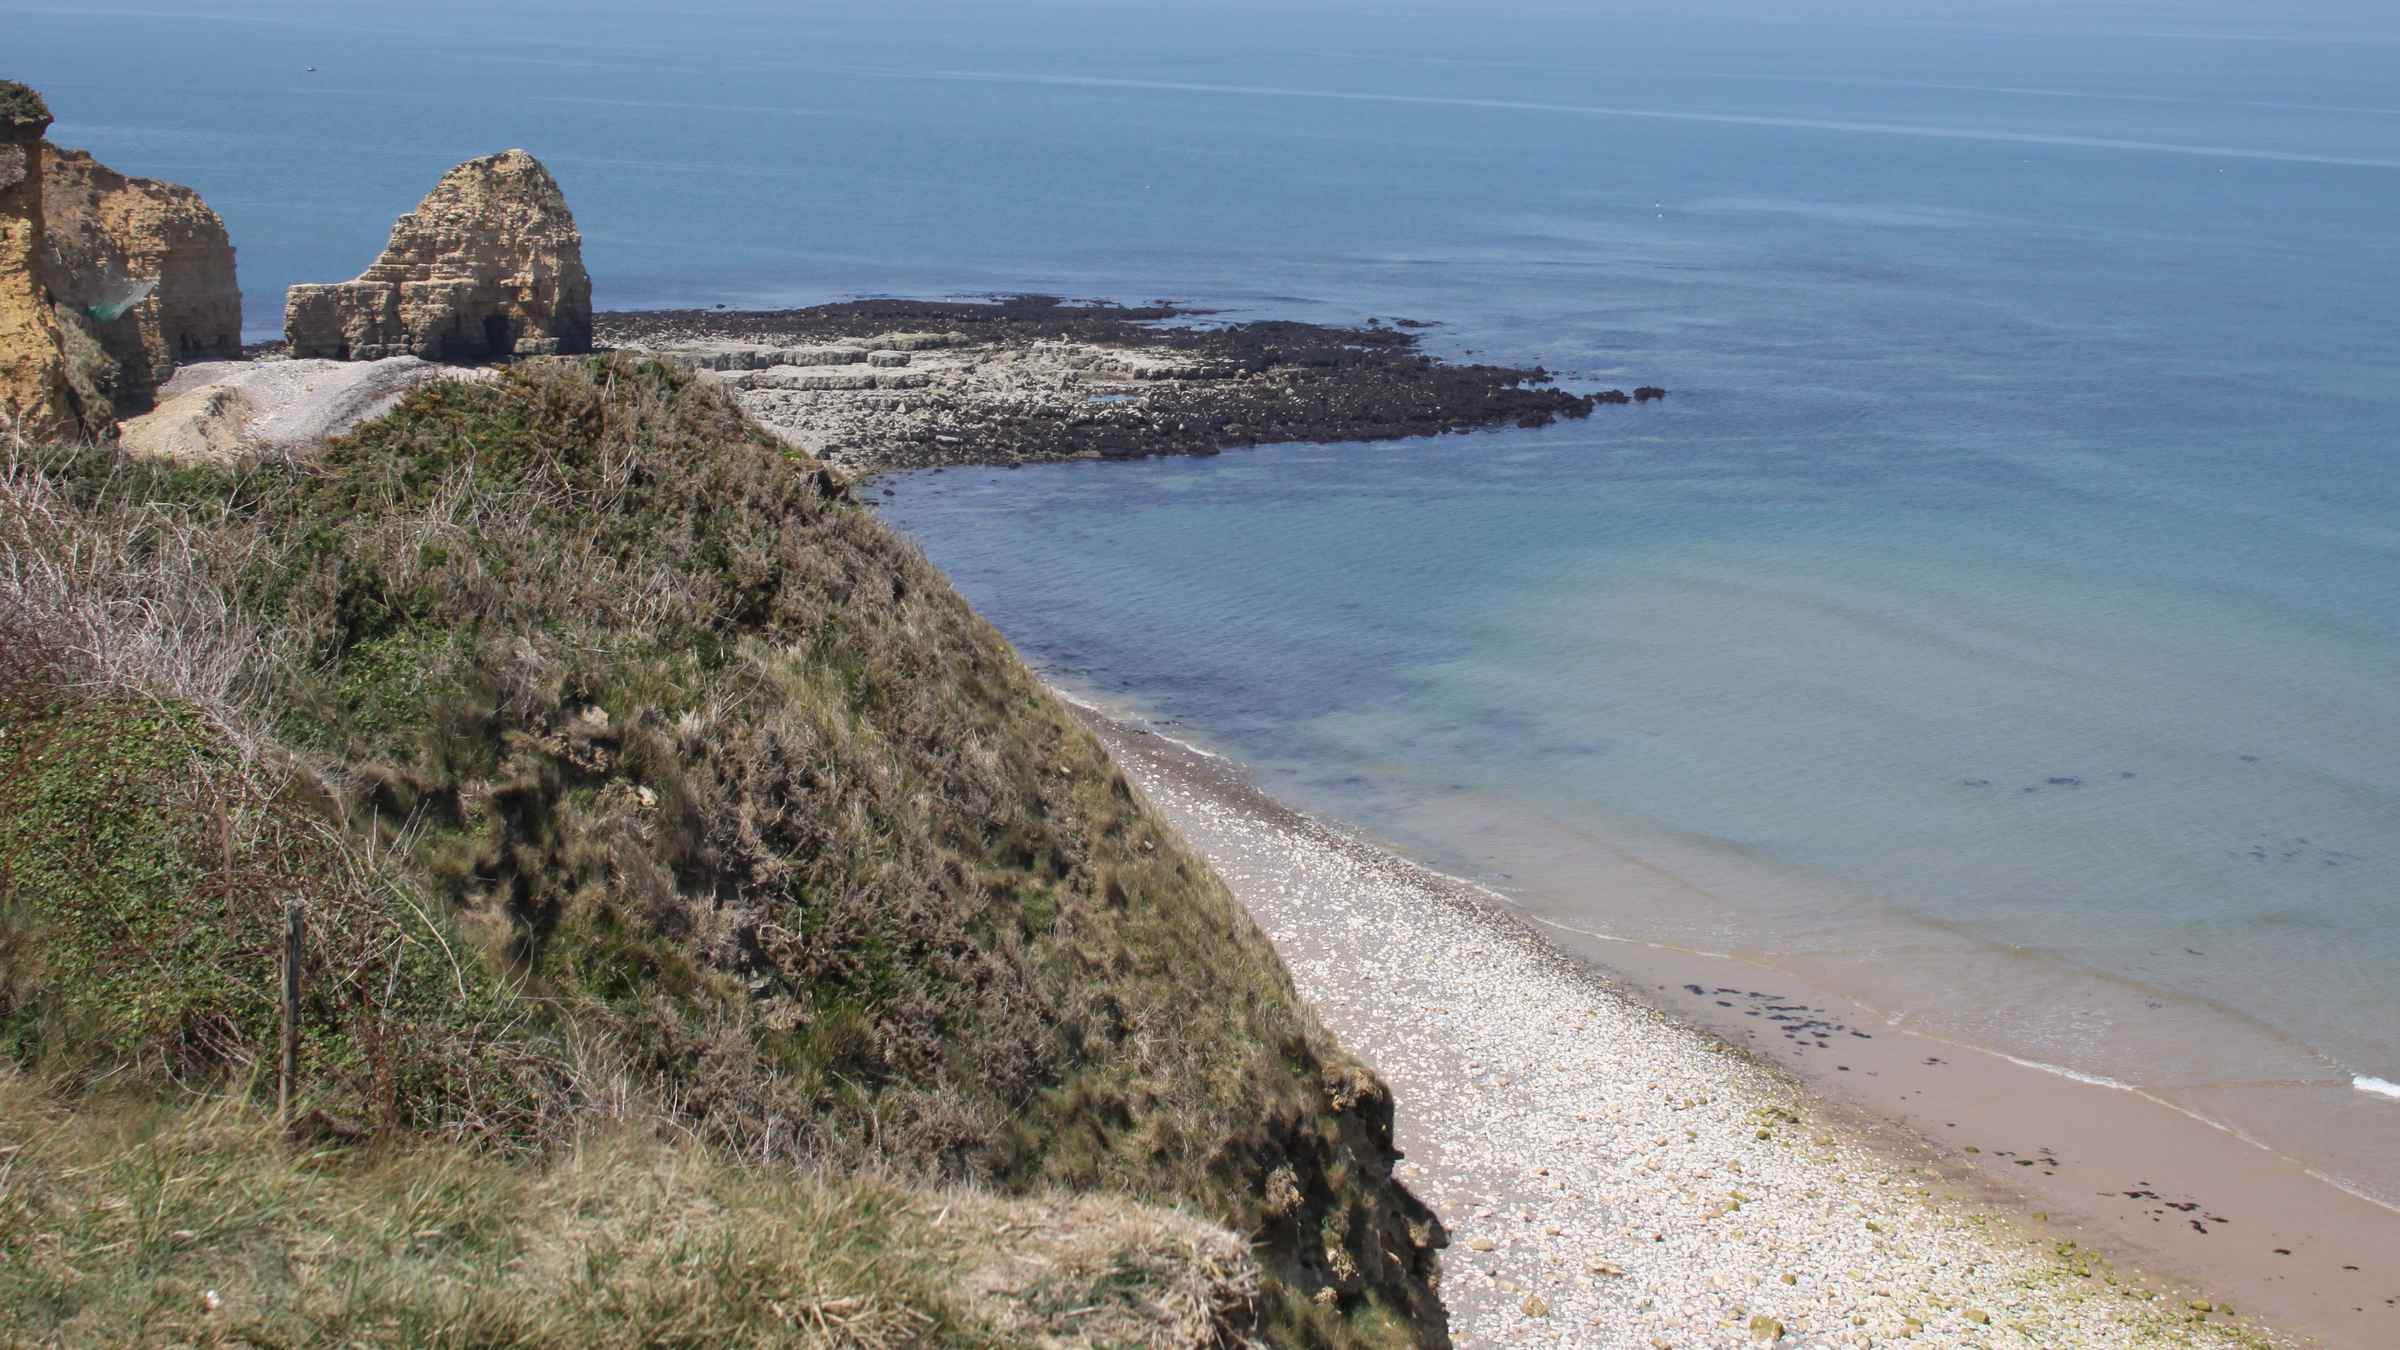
[{"left": 598, "top": 295, "right": 1622, "bottom": 470}]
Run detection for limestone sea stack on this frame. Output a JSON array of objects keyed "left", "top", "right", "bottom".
[
  {"left": 285, "top": 149, "right": 592, "bottom": 362},
  {"left": 0, "top": 81, "right": 79, "bottom": 439},
  {"left": 40, "top": 145, "right": 242, "bottom": 408}
]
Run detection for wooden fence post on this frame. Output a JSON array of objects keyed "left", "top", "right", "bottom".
[{"left": 279, "top": 904, "right": 302, "bottom": 1125}]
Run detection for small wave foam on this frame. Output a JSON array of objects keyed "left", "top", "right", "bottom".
[
  {"left": 1988, "top": 1050, "right": 2138, "bottom": 1092},
  {"left": 1043, "top": 682, "right": 1233, "bottom": 762},
  {"left": 2355, "top": 1076, "right": 2400, "bottom": 1100},
  {"left": 1152, "top": 730, "right": 1228, "bottom": 761}
]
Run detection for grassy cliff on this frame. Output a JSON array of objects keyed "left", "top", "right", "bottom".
[{"left": 0, "top": 357, "right": 1444, "bottom": 1345}]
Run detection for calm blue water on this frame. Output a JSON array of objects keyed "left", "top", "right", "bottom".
[{"left": 14, "top": 0, "right": 2399, "bottom": 1196}]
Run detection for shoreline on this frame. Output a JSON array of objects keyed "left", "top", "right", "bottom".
[
  {"left": 1352, "top": 783, "right": 2400, "bottom": 1238},
  {"left": 1064, "top": 690, "right": 2393, "bottom": 1347}
]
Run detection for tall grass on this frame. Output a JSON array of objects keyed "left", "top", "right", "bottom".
[
  {"left": 0, "top": 1075, "right": 1258, "bottom": 1346},
  {"left": 0, "top": 446, "right": 292, "bottom": 747}
]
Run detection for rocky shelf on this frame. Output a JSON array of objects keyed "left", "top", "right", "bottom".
[{"left": 597, "top": 295, "right": 1658, "bottom": 474}]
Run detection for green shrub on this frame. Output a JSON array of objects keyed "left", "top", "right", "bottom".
[
  {"left": 0, "top": 636, "right": 572, "bottom": 1144},
  {"left": 0, "top": 80, "right": 49, "bottom": 128}
]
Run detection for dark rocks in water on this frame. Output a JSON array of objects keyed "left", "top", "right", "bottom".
[
  {"left": 598, "top": 295, "right": 1654, "bottom": 470},
  {"left": 1634, "top": 385, "right": 1667, "bottom": 401},
  {"left": 1595, "top": 389, "right": 1632, "bottom": 405}
]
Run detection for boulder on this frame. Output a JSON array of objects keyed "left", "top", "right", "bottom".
[
  {"left": 0, "top": 81, "right": 80, "bottom": 440},
  {"left": 39, "top": 145, "right": 242, "bottom": 409},
  {"left": 285, "top": 149, "right": 591, "bottom": 362}
]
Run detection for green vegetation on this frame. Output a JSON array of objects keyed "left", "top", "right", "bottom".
[
  {"left": 46, "top": 306, "right": 119, "bottom": 442},
  {"left": 0, "top": 682, "right": 565, "bottom": 1142},
  {"left": 0, "top": 80, "right": 50, "bottom": 128},
  {"left": 0, "top": 358, "right": 1442, "bottom": 1344}
]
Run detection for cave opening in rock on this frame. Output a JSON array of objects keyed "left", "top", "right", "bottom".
[{"left": 482, "top": 314, "right": 511, "bottom": 358}]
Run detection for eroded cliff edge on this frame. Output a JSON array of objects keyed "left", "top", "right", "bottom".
[
  {"left": 40, "top": 143, "right": 242, "bottom": 406},
  {"left": 1, "top": 79, "right": 242, "bottom": 437},
  {"left": 0, "top": 82, "right": 77, "bottom": 439}
]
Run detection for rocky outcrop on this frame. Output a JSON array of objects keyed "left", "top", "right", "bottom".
[
  {"left": 0, "top": 81, "right": 80, "bottom": 440},
  {"left": 2, "top": 80, "right": 243, "bottom": 439},
  {"left": 40, "top": 145, "right": 241, "bottom": 409},
  {"left": 285, "top": 149, "right": 591, "bottom": 362},
  {"left": 599, "top": 298, "right": 1622, "bottom": 471}
]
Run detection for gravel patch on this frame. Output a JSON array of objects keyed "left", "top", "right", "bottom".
[{"left": 1087, "top": 715, "right": 2278, "bottom": 1349}]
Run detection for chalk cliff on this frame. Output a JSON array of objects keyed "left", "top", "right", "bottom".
[
  {"left": 0, "top": 82, "right": 78, "bottom": 439},
  {"left": 285, "top": 149, "right": 592, "bottom": 361},
  {"left": 40, "top": 145, "right": 242, "bottom": 408}
]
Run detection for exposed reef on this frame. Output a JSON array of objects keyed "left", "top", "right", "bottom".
[
  {"left": 285, "top": 149, "right": 591, "bottom": 361},
  {"left": 600, "top": 295, "right": 1654, "bottom": 473}
]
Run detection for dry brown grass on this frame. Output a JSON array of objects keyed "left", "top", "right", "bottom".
[
  {"left": 0, "top": 1071, "right": 1261, "bottom": 1347},
  {"left": 0, "top": 446, "right": 293, "bottom": 749}
]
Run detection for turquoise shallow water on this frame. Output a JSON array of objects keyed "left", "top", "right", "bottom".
[{"left": 13, "top": 0, "right": 2399, "bottom": 1196}]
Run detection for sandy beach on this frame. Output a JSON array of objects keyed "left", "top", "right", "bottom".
[{"left": 1075, "top": 702, "right": 2393, "bottom": 1348}]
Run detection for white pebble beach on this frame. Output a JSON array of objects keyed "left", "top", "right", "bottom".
[{"left": 1081, "top": 708, "right": 2277, "bottom": 1349}]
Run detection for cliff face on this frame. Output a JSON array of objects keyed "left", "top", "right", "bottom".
[
  {"left": 285, "top": 149, "right": 592, "bottom": 361},
  {"left": 0, "top": 83, "right": 77, "bottom": 440},
  {"left": 40, "top": 145, "right": 241, "bottom": 408}
]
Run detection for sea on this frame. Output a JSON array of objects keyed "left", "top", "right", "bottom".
[{"left": 14, "top": 0, "right": 2399, "bottom": 1204}]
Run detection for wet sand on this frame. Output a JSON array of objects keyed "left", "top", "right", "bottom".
[
  {"left": 1564, "top": 927, "right": 2400, "bottom": 1348},
  {"left": 1074, "top": 700, "right": 2400, "bottom": 1347},
  {"left": 1393, "top": 794, "right": 2400, "bottom": 1348}
]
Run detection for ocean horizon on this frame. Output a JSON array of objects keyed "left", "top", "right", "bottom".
[{"left": 17, "top": 0, "right": 2399, "bottom": 1219}]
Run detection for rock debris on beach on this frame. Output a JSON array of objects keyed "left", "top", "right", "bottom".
[{"left": 1089, "top": 717, "right": 2274, "bottom": 1348}]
